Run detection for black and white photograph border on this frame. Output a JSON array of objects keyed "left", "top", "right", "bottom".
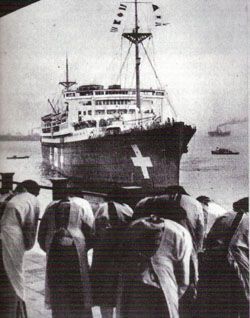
[{"left": 0, "top": 1, "right": 248, "bottom": 318}]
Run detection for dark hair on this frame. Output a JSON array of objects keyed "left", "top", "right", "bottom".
[
  {"left": 196, "top": 196, "right": 211, "bottom": 206},
  {"left": 134, "top": 195, "right": 186, "bottom": 222},
  {"left": 165, "top": 185, "right": 188, "bottom": 196},
  {"left": 106, "top": 186, "right": 137, "bottom": 205},
  {"left": 66, "top": 186, "right": 83, "bottom": 198},
  {"left": 18, "top": 180, "right": 40, "bottom": 196},
  {"left": 106, "top": 187, "right": 125, "bottom": 203},
  {"left": 233, "top": 197, "right": 249, "bottom": 213}
]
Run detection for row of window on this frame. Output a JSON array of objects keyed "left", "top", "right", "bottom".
[
  {"left": 78, "top": 109, "right": 136, "bottom": 116},
  {"left": 79, "top": 110, "right": 92, "bottom": 116},
  {"left": 66, "top": 91, "right": 164, "bottom": 97},
  {"left": 95, "top": 100, "right": 133, "bottom": 105},
  {"left": 79, "top": 101, "right": 92, "bottom": 105},
  {"left": 43, "top": 118, "right": 67, "bottom": 128},
  {"left": 79, "top": 100, "right": 134, "bottom": 106}
]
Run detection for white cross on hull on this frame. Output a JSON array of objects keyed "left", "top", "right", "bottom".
[{"left": 131, "top": 144, "right": 153, "bottom": 179}]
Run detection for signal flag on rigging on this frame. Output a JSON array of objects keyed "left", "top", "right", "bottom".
[
  {"left": 152, "top": 4, "right": 169, "bottom": 27},
  {"left": 152, "top": 4, "right": 159, "bottom": 11},
  {"left": 119, "top": 4, "right": 127, "bottom": 10},
  {"left": 110, "top": 3, "right": 127, "bottom": 32}
]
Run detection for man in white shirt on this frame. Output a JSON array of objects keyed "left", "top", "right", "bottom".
[
  {"left": 38, "top": 190, "right": 94, "bottom": 318},
  {"left": 0, "top": 180, "right": 40, "bottom": 318},
  {"left": 118, "top": 214, "right": 193, "bottom": 318}
]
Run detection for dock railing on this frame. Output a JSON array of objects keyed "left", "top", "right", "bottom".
[
  {"left": 0, "top": 172, "right": 163, "bottom": 215},
  {"left": 0, "top": 172, "right": 107, "bottom": 217}
]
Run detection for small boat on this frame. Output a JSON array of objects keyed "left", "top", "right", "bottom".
[
  {"left": 7, "top": 155, "right": 30, "bottom": 159},
  {"left": 211, "top": 147, "right": 239, "bottom": 155}
]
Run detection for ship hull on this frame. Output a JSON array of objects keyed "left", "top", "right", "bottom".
[
  {"left": 211, "top": 151, "right": 239, "bottom": 155},
  {"left": 41, "top": 123, "right": 195, "bottom": 192}
]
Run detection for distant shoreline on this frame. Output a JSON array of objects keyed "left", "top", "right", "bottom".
[{"left": 0, "top": 135, "right": 40, "bottom": 141}]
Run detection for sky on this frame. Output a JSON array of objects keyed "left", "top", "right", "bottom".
[{"left": 0, "top": 0, "right": 248, "bottom": 134}]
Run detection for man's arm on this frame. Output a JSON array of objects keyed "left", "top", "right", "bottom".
[
  {"left": 22, "top": 200, "right": 40, "bottom": 250},
  {"left": 37, "top": 206, "right": 52, "bottom": 252},
  {"left": 79, "top": 199, "right": 95, "bottom": 249},
  {"left": 176, "top": 233, "right": 193, "bottom": 298}
]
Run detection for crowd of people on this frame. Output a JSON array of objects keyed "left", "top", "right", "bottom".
[{"left": 0, "top": 180, "right": 249, "bottom": 318}]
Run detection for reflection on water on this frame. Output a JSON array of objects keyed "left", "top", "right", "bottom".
[{"left": 40, "top": 161, "right": 66, "bottom": 180}]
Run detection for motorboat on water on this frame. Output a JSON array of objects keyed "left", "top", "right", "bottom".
[
  {"left": 7, "top": 155, "right": 30, "bottom": 159},
  {"left": 211, "top": 147, "right": 239, "bottom": 155}
]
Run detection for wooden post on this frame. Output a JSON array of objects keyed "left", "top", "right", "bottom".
[
  {"left": 50, "top": 178, "right": 68, "bottom": 200},
  {"left": 0, "top": 173, "right": 15, "bottom": 194}
]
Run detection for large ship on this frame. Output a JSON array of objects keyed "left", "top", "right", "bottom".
[{"left": 41, "top": 1, "right": 196, "bottom": 192}]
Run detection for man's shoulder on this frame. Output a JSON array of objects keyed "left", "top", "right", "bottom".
[
  {"left": 70, "top": 196, "right": 92, "bottom": 210},
  {"left": 8, "top": 192, "right": 38, "bottom": 206},
  {"left": 207, "top": 202, "right": 227, "bottom": 217},
  {"left": 216, "top": 211, "right": 236, "bottom": 226},
  {"left": 181, "top": 195, "right": 202, "bottom": 210},
  {"left": 155, "top": 220, "right": 192, "bottom": 256},
  {"left": 0, "top": 192, "right": 12, "bottom": 202},
  {"left": 164, "top": 219, "right": 191, "bottom": 239}
]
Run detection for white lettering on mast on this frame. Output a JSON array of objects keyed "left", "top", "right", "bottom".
[{"left": 131, "top": 144, "right": 153, "bottom": 179}]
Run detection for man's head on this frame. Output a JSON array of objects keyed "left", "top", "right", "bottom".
[
  {"left": 106, "top": 186, "right": 135, "bottom": 205},
  {"left": 233, "top": 197, "right": 248, "bottom": 213},
  {"left": 16, "top": 180, "right": 40, "bottom": 197},
  {"left": 165, "top": 185, "right": 189, "bottom": 196},
  {"left": 196, "top": 196, "right": 211, "bottom": 206},
  {"left": 134, "top": 195, "right": 187, "bottom": 222},
  {"left": 66, "top": 186, "right": 82, "bottom": 198}
]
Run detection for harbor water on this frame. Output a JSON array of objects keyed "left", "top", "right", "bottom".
[{"left": 0, "top": 123, "right": 248, "bottom": 212}]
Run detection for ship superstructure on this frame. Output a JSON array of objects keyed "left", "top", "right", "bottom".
[{"left": 42, "top": 82, "right": 169, "bottom": 142}]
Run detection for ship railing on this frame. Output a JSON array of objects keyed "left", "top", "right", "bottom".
[
  {"left": 0, "top": 173, "right": 166, "bottom": 216},
  {"left": 59, "top": 122, "right": 68, "bottom": 129},
  {"left": 124, "top": 115, "right": 156, "bottom": 124},
  {"left": 42, "top": 128, "right": 51, "bottom": 133}
]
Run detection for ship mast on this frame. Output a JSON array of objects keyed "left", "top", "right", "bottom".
[
  {"left": 59, "top": 55, "right": 76, "bottom": 90},
  {"left": 134, "top": 0, "right": 140, "bottom": 114},
  {"left": 122, "top": 0, "right": 151, "bottom": 122}
]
